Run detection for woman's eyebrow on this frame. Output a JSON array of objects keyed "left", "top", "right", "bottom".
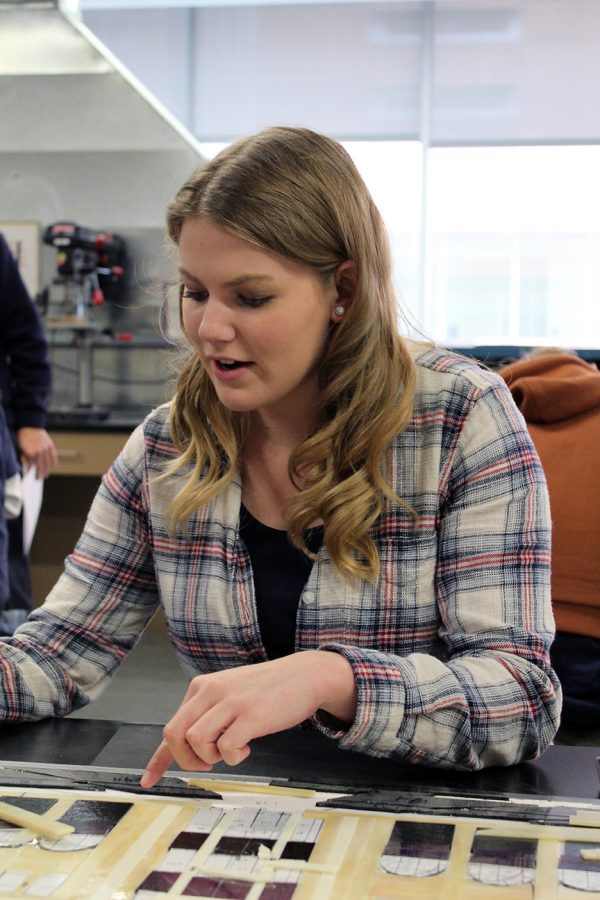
[
  {"left": 224, "top": 274, "right": 276, "bottom": 289},
  {"left": 178, "top": 266, "right": 202, "bottom": 283},
  {"left": 178, "top": 268, "right": 276, "bottom": 289}
]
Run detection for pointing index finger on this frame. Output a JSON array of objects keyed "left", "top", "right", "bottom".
[{"left": 140, "top": 740, "right": 173, "bottom": 788}]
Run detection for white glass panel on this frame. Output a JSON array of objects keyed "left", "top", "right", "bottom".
[
  {"left": 431, "top": 0, "right": 600, "bottom": 144},
  {"left": 428, "top": 146, "right": 600, "bottom": 347},
  {"left": 344, "top": 141, "right": 422, "bottom": 328},
  {"left": 191, "top": 3, "right": 421, "bottom": 140},
  {"left": 81, "top": 4, "right": 422, "bottom": 138}
]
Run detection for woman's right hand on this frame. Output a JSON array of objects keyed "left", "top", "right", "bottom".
[{"left": 140, "top": 649, "right": 357, "bottom": 787}]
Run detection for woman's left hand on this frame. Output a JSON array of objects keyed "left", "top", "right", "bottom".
[{"left": 140, "top": 650, "right": 357, "bottom": 788}]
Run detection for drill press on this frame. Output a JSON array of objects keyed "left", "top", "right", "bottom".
[{"left": 41, "top": 222, "right": 125, "bottom": 423}]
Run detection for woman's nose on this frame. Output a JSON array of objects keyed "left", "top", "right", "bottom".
[{"left": 197, "top": 299, "right": 235, "bottom": 343}]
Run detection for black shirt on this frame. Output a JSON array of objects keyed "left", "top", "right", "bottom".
[{"left": 239, "top": 505, "right": 324, "bottom": 659}]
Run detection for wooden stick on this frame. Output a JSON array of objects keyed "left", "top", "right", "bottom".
[
  {"left": 167, "top": 808, "right": 238, "bottom": 896},
  {"left": 261, "top": 859, "right": 339, "bottom": 874},
  {"left": 0, "top": 800, "right": 75, "bottom": 840},
  {"left": 534, "top": 837, "right": 559, "bottom": 900},
  {"left": 479, "top": 822, "right": 600, "bottom": 842},
  {"left": 244, "top": 812, "right": 303, "bottom": 900},
  {"left": 187, "top": 778, "right": 316, "bottom": 798},
  {"left": 570, "top": 812, "right": 600, "bottom": 828},
  {"left": 440, "top": 822, "right": 476, "bottom": 900}
]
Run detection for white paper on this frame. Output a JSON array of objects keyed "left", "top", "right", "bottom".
[{"left": 21, "top": 466, "right": 44, "bottom": 554}]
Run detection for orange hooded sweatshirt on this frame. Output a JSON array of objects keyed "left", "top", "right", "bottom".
[{"left": 499, "top": 353, "right": 600, "bottom": 638}]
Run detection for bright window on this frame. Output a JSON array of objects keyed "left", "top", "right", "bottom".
[
  {"left": 80, "top": 2, "right": 600, "bottom": 350},
  {"left": 344, "top": 141, "right": 422, "bottom": 329},
  {"left": 427, "top": 146, "right": 600, "bottom": 347}
]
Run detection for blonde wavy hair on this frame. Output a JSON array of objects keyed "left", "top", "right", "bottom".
[{"left": 161, "top": 126, "right": 416, "bottom": 581}]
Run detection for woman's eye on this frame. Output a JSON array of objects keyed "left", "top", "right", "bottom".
[
  {"left": 239, "top": 294, "right": 272, "bottom": 308},
  {"left": 182, "top": 287, "right": 208, "bottom": 303}
]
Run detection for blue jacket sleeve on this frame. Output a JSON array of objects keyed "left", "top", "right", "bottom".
[{"left": 0, "top": 232, "right": 52, "bottom": 430}]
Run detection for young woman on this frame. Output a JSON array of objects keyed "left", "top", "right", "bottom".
[{"left": 0, "top": 128, "right": 560, "bottom": 780}]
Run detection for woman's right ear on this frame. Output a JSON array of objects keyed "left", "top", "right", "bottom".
[{"left": 332, "top": 260, "right": 357, "bottom": 317}]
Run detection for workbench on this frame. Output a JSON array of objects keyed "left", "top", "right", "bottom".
[
  {"left": 0, "top": 718, "right": 598, "bottom": 802},
  {"left": 1, "top": 720, "right": 600, "bottom": 898}
]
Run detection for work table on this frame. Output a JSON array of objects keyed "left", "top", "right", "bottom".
[{"left": 0, "top": 718, "right": 597, "bottom": 803}]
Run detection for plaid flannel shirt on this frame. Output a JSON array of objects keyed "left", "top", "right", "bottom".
[{"left": 0, "top": 344, "right": 561, "bottom": 768}]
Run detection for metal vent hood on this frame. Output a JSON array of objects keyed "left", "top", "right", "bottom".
[
  {"left": 0, "top": 0, "right": 205, "bottom": 250},
  {"left": 0, "top": 0, "right": 206, "bottom": 415}
]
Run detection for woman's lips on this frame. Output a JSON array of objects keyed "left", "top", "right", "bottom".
[{"left": 211, "top": 359, "right": 253, "bottom": 380}]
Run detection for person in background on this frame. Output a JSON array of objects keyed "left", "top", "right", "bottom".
[
  {"left": 0, "top": 231, "right": 58, "bottom": 635},
  {"left": 0, "top": 405, "right": 22, "bottom": 621},
  {"left": 499, "top": 349, "right": 600, "bottom": 742},
  {"left": 0, "top": 128, "right": 560, "bottom": 778}
]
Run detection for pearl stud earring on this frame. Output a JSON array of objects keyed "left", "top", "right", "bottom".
[{"left": 334, "top": 305, "right": 345, "bottom": 317}]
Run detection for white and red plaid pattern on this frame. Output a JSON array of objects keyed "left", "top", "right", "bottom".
[{"left": 0, "top": 344, "right": 560, "bottom": 768}]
